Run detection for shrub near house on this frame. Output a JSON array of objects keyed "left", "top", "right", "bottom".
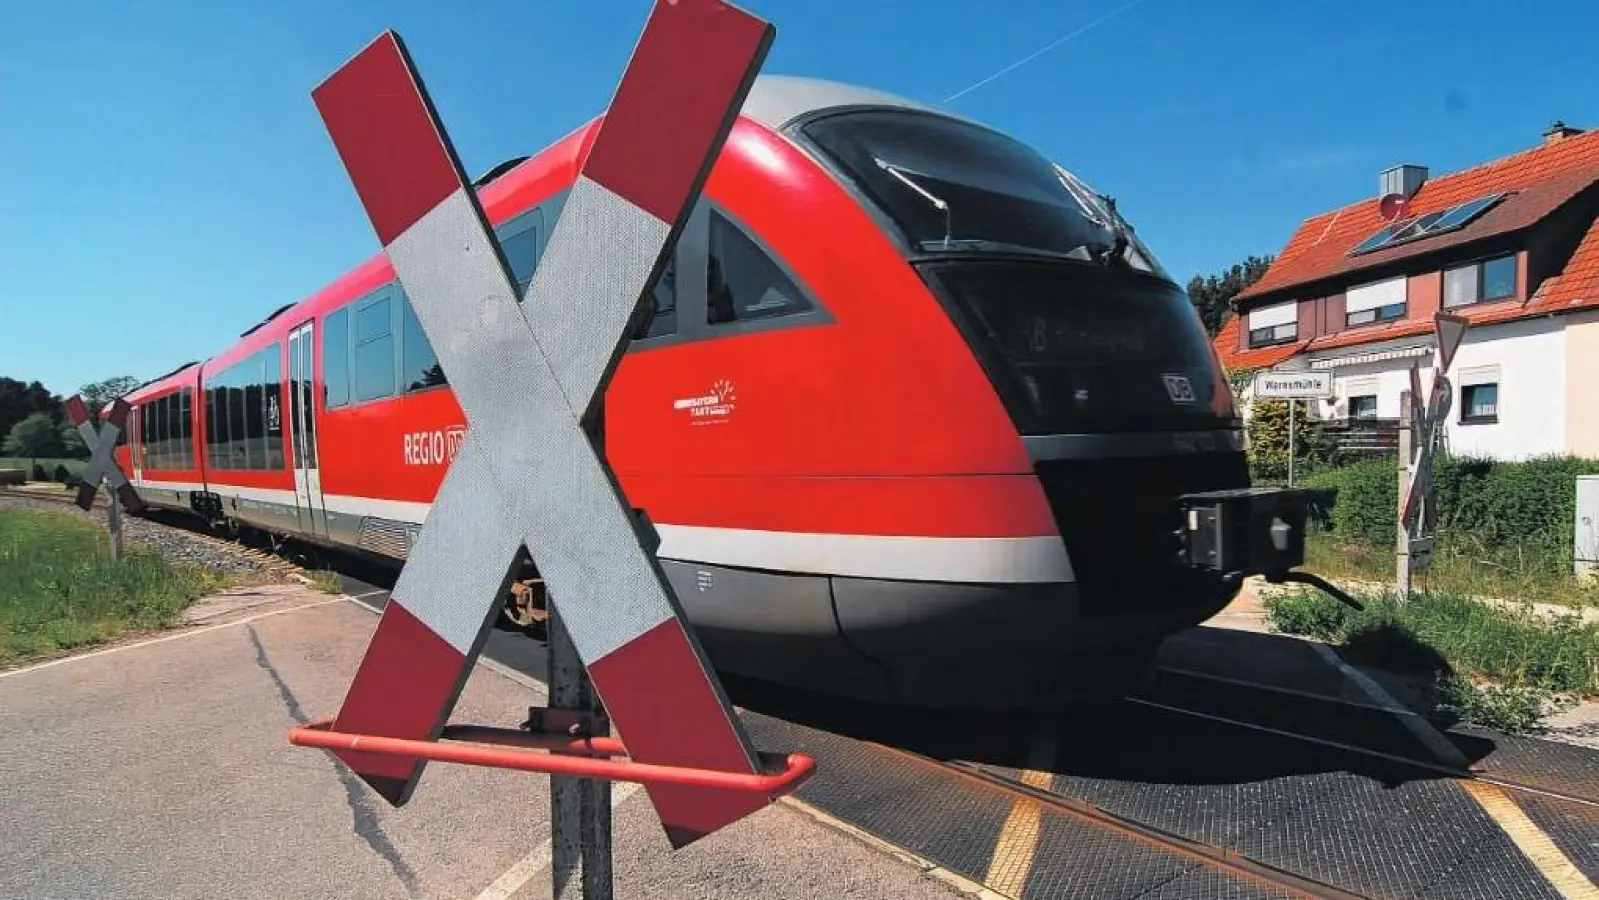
[{"left": 1302, "top": 454, "right": 1599, "bottom": 586}]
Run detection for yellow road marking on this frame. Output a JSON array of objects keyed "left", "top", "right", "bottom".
[
  {"left": 1460, "top": 779, "right": 1599, "bottom": 899},
  {"left": 982, "top": 730, "right": 1059, "bottom": 898}
]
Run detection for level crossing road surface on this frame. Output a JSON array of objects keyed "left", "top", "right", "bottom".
[
  {"left": 0, "top": 584, "right": 969, "bottom": 900},
  {"left": 6, "top": 565, "right": 1599, "bottom": 899}
]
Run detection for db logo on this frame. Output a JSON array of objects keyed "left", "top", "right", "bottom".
[
  {"left": 403, "top": 425, "right": 468, "bottom": 466},
  {"left": 1162, "top": 374, "right": 1196, "bottom": 404}
]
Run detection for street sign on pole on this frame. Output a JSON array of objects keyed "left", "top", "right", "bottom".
[
  {"left": 1253, "top": 369, "right": 1333, "bottom": 400},
  {"left": 1436, "top": 311, "right": 1469, "bottom": 374},
  {"left": 1398, "top": 315, "right": 1471, "bottom": 598},
  {"left": 308, "top": 0, "right": 784, "bottom": 852},
  {"left": 65, "top": 395, "right": 144, "bottom": 559}
]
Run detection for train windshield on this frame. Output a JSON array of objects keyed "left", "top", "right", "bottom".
[{"left": 798, "top": 108, "right": 1162, "bottom": 274}]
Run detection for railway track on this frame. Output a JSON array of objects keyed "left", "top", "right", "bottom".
[
  {"left": 825, "top": 694, "right": 1598, "bottom": 900},
  {"left": 1138, "top": 667, "right": 1599, "bottom": 810}
]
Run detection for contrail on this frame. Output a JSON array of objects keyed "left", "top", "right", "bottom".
[{"left": 943, "top": 0, "right": 1149, "bottom": 104}]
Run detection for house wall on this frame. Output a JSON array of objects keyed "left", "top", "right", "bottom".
[
  {"left": 1565, "top": 309, "right": 1599, "bottom": 458},
  {"left": 1307, "top": 315, "right": 1569, "bottom": 461},
  {"left": 1444, "top": 315, "right": 1565, "bottom": 460},
  {"left": 1408, "top": 271, "right": 1441, "bottom": 319}
]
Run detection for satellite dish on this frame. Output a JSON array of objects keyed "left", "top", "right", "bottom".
[{"left": 1378, "top": 192, "right": 1410, "bottom": 222}]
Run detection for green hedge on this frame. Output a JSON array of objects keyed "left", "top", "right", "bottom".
[{"left": 1301, "top": 455, "right": 1599, "bottom": 574}]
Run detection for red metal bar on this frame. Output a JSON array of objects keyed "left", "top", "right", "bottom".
[
  {"left": 289, "top": 719, "right": 815, "bottom": 795},
  {"left": 439, "top": 723, "right": 627, "bottom": 757}
]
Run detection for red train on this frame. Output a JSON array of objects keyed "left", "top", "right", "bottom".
[{"left": 114, "top": 76, "right": 1250, "bottom": 709}]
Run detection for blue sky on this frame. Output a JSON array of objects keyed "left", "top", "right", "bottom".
[{"left": 4, "top": 0, "right": 1597, "bottom": 396}]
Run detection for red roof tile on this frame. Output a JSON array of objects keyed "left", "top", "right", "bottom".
[
  {"left": 1530, "top": 214, "right": 1599, "bottom": 310},
  {"left": 1212, "top": 315, "right": 1308, "bottom": 371},
  {"left": 1213, "top": 130, "right": 1599, "bottom": 371},
  {"left": 1235, "top": 130, "right": 1599, "bottom": 303}
]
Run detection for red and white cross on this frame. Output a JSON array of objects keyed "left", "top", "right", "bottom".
[
  {"left": 65, "top": 395, "right": 144, "bottom": 514},
  {"left": 311, "top": 0, "right": 775, "bottom": 847}
]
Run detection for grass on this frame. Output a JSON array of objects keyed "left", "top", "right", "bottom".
[
  {"left": 1304, "top": 530, "right": 1599, "bottom": 609},
  {"left": 0, "top": 457, "right": 86, "bottom": 480},
  {"left": 305, "top": 568, "right": 343, "bottom": 594},
  {"left": 0, "top": 507, "right": 234, "bottom": 665},
  {"left": 1264, "top": 584, "right": 1599, "bottom": 732}
]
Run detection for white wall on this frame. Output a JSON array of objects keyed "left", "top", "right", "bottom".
[
  {"left": 1445, "top": 316, "right": 1565, "bottom": 460},
  {"left": 1301, "top": 316, "right": 1567, "bottom": 461}
]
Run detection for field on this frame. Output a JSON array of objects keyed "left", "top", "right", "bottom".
[{"left": 0, "top": 507, "right": 232, "bottom": 665}]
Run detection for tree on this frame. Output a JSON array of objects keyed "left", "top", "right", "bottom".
[
  {"left": 1186, "top": 255, "right": 1275, "bottom": 336},
  {"left": 3, "top": 411, "right": 65, "bottom": 470},
  {"left": 0, "top": 377, "right": 62, "bottom": 446},
  {"left": 77, "top": 375, "right": 141, "bottom": 420},
  {"left": 59, "top": 419, "right": 87, "bottom": 458}
]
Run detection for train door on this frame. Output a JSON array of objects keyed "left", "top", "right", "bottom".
[
  {"left": 129, "top": 405, "right": 143, "bottom": 485},
  {"left": 287, "top": 322, "right": 329, "bottom": 538}
]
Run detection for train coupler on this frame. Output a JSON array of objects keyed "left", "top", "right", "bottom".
[{"left": 1175, "top": 487, "right": 1363, "bottom": 612}]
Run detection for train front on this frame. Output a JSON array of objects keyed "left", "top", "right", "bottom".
[{"left": 780, "top": 96, "right": 1252, "bottom": 707}]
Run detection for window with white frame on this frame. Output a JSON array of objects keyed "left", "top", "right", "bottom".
[
  {"left": 1459, "top": 365, "right": 1499, "bottom": 424},
  {"left": 1345, "top": 276, "right": 1406, "bottom": 327},
  {"left": 1443, "top": 254, "right": 1517, "bottom": 308},
  {"left": 1343, "top": 377, "right": 1379, "bottom": 421},
  {"left": 1247, "top": 301, "right": 1298, "bottom": 347}
]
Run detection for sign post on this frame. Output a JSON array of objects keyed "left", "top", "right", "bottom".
[
  {"left": 289, "top": 7, "right": 814, "bottom": 900},
  {"left": 1397, "top": 312, "right": 1468, "bottom": 600},
  {"left": 1253, "top": 370, "right": 1332, "bottom": 487},
  {"left": 65, "top": 395, "right": 144, "bottom": 559}
]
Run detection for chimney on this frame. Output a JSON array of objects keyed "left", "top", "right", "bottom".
[
  {"left": 1544, "top": 120, "right": 1584, "bottom": 146},
  {"left": 1380, "top": 164, "right": 1428, "bottom": 200}
]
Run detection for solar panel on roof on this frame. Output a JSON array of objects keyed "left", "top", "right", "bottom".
[{"left": 1346, "top": 191, "right": 1511, "bottom": 257}]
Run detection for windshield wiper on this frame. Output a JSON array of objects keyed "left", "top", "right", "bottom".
[
  {"left": 874, "top": 157, "right": 952, "bottom": 249},
  {"left": 1094, "top": 194, "right": 1132, "bottom": 267}
]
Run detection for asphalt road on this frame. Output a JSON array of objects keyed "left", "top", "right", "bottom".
[{"left": 0, "top": 584, "right": 967, "bottom": 900}]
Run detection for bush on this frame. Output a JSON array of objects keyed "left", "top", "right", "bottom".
[
  {"left": 1246, "top": 397, "right": 1326, "bottom": 481},
  {"left": 52, "top": 464, "right": 70, "bottom": 483},
  {"left": 30, "top": 463, "right": 46, "bottom": 482},
  {"left": 1302, "top": 454, "right": 1599, "bottom": 577}
]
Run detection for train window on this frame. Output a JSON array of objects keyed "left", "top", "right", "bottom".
[
  {"left": 227, "top": 371, "right": 249, "bottom": 469},
  {"left": 706, "top": 212, "right": 812, "bottom": 325},
  {"left": 179, "top": 389, "right": 192, "bottom": 469},
  {"left": 400, "top": 291, "right": 447, "bottom": 392},
  {"left": 497, "top": 213, "right": 540, "bottom": 297},
  {"left": 324, "top": 308, "right": 351, "bottom": 408},
  {"left": 264, "top": 348, "right": 285, "bottom": 469},
  {"left": 215, "top": 380, "right": 232, "bottom": 469},
  {"left": 244, "top": 377, "right": 264, "bottom": 470},
  {"left": 354, "top": 293, "right": 397, "bottom": 402},
  {"left": 633, "top": 257, "right": 677, "bottom": 339},
  {"left": 147, "top": 397, "right": 162, "bottom": 468},
  {"left": 799, "top": 109, "right": 1118, "bottom": 263},
  {"left": 204, "top": 388, "right": 217, "bottom": 469},
  {"left": 160, "top": 394, "right": 174, "bottom": 468}
]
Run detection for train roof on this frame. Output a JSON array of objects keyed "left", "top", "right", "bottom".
[
  {"left": 158, "top": 75, "right": 993, "bottom": 394},
  {"left": 740, "top": 75, "right": 961, "bottom": 130}
]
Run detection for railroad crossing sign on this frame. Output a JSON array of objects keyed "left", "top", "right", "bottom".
[
  {"left": 64, "top": 394, "right": 143, "bottom": 559},
  {"left": 1398, "top": 313, "right": 1469, "bottom": 591},
  {"left": 66, "top": 395, "right": 143, "bottom": 514},
  {"left": 311, "top": 1, "right": 776, "bottom": 847}
]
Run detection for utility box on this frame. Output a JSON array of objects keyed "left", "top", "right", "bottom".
[{"left": 1577, "top": 476, "right": 1599, "bottom": 580}]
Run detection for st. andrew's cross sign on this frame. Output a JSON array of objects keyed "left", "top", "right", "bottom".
[
  {"left": 311, "top": 0, "right": 776, "bottom": 847},
  {"left": 65, "top": 395, "right": 144, "bottom": 515}
]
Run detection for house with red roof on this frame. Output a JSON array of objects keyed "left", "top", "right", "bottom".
[{"left": 1215, "top": 121, "right": 1599, "bottom": 460}]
